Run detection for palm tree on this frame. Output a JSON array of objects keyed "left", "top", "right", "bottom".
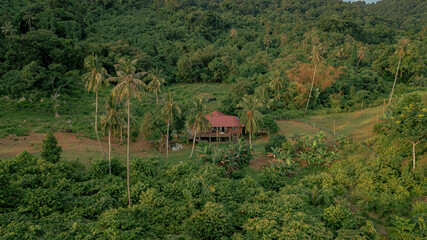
[
  {"left": 389, "top": 38, "right": 410, "bottom": 105},
  {"left": 146, "top": 68, "right": 165, "bottom": 104},
  {"left": 237, "top": 95, "right": 263, "bottom": 147},
  {"left": 110, "top": 58, "right": 147, "bottom": 207},
  {"left": 304, "top": 44, "right": 322, "bottom": 115},
  {"left": 188, "top": 99, "right": 211, "bottom": 159},
  {"left": 23, "top": 11, "right": 37, "bottom": 31},
  {"left": 101, "top": 96, "right": 125, "bottom": 174},
  {"left": 355, "top": 44, "right": 366, "bottom": 70},
  {"left": 269, "top": 70, "right": 284, "bottom": 100},
  {"left": 160, "top": 93, "right": 181, "bottom": 161},
  {"left": 1, "top": 22, "right": 17, "bottom": 37},
  {"left": 81, "top": 54, "right": 109, "bottom": 160},
  {"left": 230, "top": 28, "right": 237, "bottom": 45}
]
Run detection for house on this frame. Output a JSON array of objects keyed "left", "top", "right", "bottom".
[{"left": 187, "top": 111, "right": 244, "bottom": 143}]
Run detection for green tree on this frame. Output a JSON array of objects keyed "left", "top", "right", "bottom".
[
  {"left": 238, "top": 95, "right": 263, "bottom": 147},
  {"left": 382, "top": 95, "right": 426, "bottom": 170},
  {"left": 82, "top": 54, "right": 109, "bottom": 160},
  {"left": 188, "top": 99, "right": 211, "bottom": 159},
  {"left": 41, "top": 132, "right": 62, "bottom": 164},
  {"left": 110, "top": 58, "right": 147, "bottom": 206},
  {"left": 389, "top": 38, "right": 410, "bottom": 105},
  {"left": 305, "top": 44, "right": 323, "bottom": 115},
  {"left": 269, "top": 70, "right": 284, "bottom": 100},
  {"left": 160, "top": 93, "right": 181, "bottom": 161},
  {"left": 23, "top": 11, "right": 37, "bottom": 31},
  {"left": 101, "top": 96, "right": 125, "bottom": 174},
  {"left": 146, "top": 68, "right": 165, "bottom": 104},
  {"left": 355, "top": 44, "right": 366, "bottom": 70},
  {"left": 1, "top": 22, "right": 17, "bottom": 37}
]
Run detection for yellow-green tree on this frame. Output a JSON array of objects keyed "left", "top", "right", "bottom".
[
  {"left": 160, "top": 93, "right": 181, "bottom": 161},
  {"left": 81, "top": 54, "right": 109, "bottom": 160},
  {"left": 389, "top": 38, "right": 410, "bottom": 105},
  {"left": 188, "top": 99, "right": 211, "bottom": 159},
  {"left": 304, "top": 44, "right": 323, "bottom": 115},
  {"left": 101, "top": 96, "right": 125, "bottom": 174},
  {"left": 147, "top": 68, "right": 165, "bottom": 104},
  {"left": 269, "top": 70, "right": 284, "bottom": 100},
  {"left": 238, "top": 95, "right": 263, "bottom": 147},
  {"left": 110, "top": 58, "right": 147, "bottom": 206}
]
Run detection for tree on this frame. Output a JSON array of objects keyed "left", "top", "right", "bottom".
[
  {"left": 304, "top": 44, "right": 323, "bottom": 115},
  {"left": 389, "top": 38, "right": 410, "bottom": 105},
  {"left": 82, "top": 54, "right": 109, "bottom": 160},
  {"left": 146, "top": 68, "right": 165, "bottom": 104},
  {"left": 41, "top": 132, "right": 62, "bottom": 164},
  {"left": 188, "top": 99, "right": 211, "bottom": 159},
  {"left": 237, "top": 95, "right": 263, "bottom": 147},
  {"left": 110, "top": 58, "right": 147, "bottom": 206},
  {"left": 382, "top": 94, "right": 426, "bottom": 170},
  {"left": 23, "top": 11, "right": 37, "bottom": 31},
  {"left": 1, "top": 22, "right": 17, "bottom": 37},
  {"left": 101, "top": 96, "right": 125, "bottom": 174},
  {"left": 160, "top": 93, "right": 181, "bottom": 161},
  {"left": 269, "top": 70, "right": 284, "bottom": 100},
  {"left": 355, "top": 44, "right": 366, "bottom": 70}
]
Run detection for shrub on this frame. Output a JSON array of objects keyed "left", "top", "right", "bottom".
[
  {"left": 323, "top": 205, "right": 356, "bottom": 230},
  {"left": 265, "top": 134, "right": 287, "bottom": 152},
  {"left": 88, "top": 157, "right": 124, "bottom": 178},
  {"left": 41, "top": 132, "right": 62, "bottom": 164},
  {"left": 186, "top": 202, "right": 233, "bottom": 239}
]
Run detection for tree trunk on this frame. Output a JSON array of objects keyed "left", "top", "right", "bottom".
[
  {"left": 95, "top": 91, "right": 106, "bottom": 160},
  {"left": 120, "top": 127, "right": 123, "bottom": 144},
  {"left": 304, "top": 63, "right": 317, "bottom": 115},
  {"left": 411, "top": 141, "right": 418, "bottom": 171},
  {"left": 166, "top": 119, "right": 170, "bottom": 161},
  {"left": 108, "top": 126, "right": 112, "bottom": 175},
  {"left": 355, "top": 58, "right": 361, "bottom": 70},
  {"left": 189, "top": 128, "right": 197, "bottom": 159},
  {"left": 126, "top": 94, "right": 131, "bottom": 207},
  {"left": 155, "top": 90, "right": 158, "bottom": 104},
  {"left": 249, "top": 132, "right": 252, "bottom": 148},
  {"left": 389, "top": 56, "right": 401, "bottom": 105}
]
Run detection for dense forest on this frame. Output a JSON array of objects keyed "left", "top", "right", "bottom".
[{"left": 0, "top": 0, "right": 426, "bottom": 239}]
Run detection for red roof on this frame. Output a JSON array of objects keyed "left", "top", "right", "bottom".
[{"left": 204, "top": 111, "right": 243, "bottom": 127}]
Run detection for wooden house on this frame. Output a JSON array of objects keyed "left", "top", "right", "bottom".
[{"left": 187, "top": 111, "right": 244, "bottom": 143}]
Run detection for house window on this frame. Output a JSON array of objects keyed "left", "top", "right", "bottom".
[{"left": 232, "top": 127, "right": 238, "bottom": 131}]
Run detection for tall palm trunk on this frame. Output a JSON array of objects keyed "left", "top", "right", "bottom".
[
  {"left": 166, "top": 119, "right": 170, "bottom": 161},
  {"left": 108, "top": 126, "right": 112, "bottom": 174},
  {"left": 155, "top": 90, "right": 158, "bottom": 104},
  {"left": 189, "top": 127, "right": 197, "bottom": 159},
  {"left": 95, "top": 91, "right": 106, "bottom": 159},
  {"left": 249, "top": 132, "right": 252, "bottom": 148},
  {"left": 126, "top": 93, "right": 131, "bottom": 207},
  {"left": 304, "top": 64, "right": 317, "bottom": 115},
  {"left": 389, "top": 56, "right": 401, "bottom": 105}
]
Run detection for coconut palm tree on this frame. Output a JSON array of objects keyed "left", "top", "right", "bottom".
[
  {"left": 23, "top": 11, "right": 37, "bottom": 31},
  {"left": 389, "top": 38, "right": 410, "bottom": 105},
  {"left": 304, "top": 44, "right": 322, "bottom": 115},
  {"left": 355, "top": 44, "right": 366, "bottom": 70},
  {"left": 101, "top": 96, "right": 125, "bottom": 174},
  {"left": 109, "top": 58, "right": 147, "bottom": 207},
  {"left": 1, "top": 22, "right": 17, "bottom": 37},
  {"left": 237, "top": 95, "right": 263, "bottom": 147},
  {"left": 188, "top": 99, "right": 211, "bottom": 159},
  {"left": 146, "top": 68, "right": 165, "bottom": 104},
  {"left": 269, "top": 70, "right": 284, "bottom": 100},
  {"left": 81, "top": 54, "right": 109, "bottom": 160},
  {"left": 160, "top": 93, "right": 181, "bottom": 161}
]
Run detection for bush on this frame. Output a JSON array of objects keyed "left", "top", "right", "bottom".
[
  {"left": 88, "top": 157, "right": 124, "bottom": 178},
  {"left": 41, "top": 132, "right": 62, "bottom": 164},
  {"left": 265, "top": 134, "right": 287, "bottom": 153},
  {"left": 186, "top": 202, "right": 233, "bottom": 239},
  {"left": 323, "top": 205, "right": 356, "bottom": 230}
]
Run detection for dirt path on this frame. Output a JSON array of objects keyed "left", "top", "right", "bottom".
[{"left": 0, "top": 132, "right": 153, "bottom": 159}]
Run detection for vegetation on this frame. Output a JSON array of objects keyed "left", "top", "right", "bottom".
[{"left": 0, "top": 0, "right": 426, "bottom": 239}]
